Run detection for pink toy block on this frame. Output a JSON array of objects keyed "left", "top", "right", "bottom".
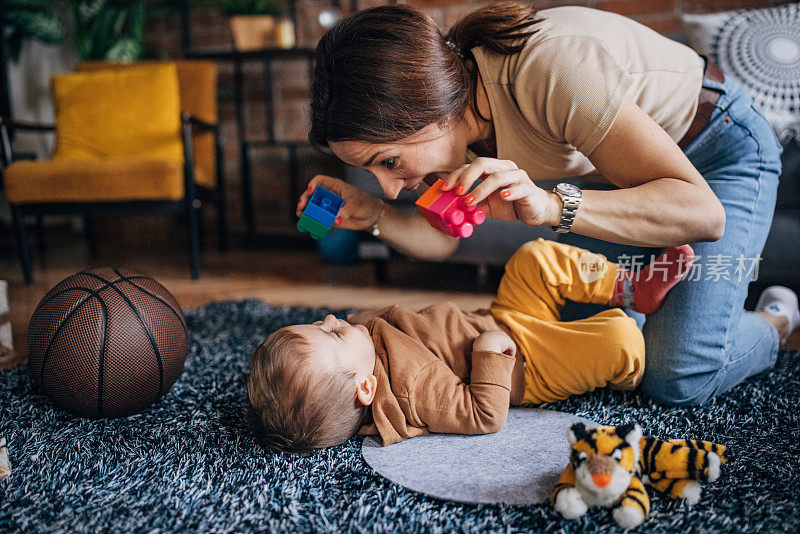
[{"left": 415, "top": 179, "right": 486, "bottom": 238}]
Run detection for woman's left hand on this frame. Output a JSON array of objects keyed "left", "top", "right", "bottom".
[{"left": 439, "top": 157, "right": 560, "bottom": 227}]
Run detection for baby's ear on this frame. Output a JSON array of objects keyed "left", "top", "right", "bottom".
[{"left": 356, "top": 374, "right": 378, "bottom": 406}]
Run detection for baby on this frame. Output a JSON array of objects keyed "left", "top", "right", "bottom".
[{"left": 247, "top": 238, "right": 695, "bottom": 454}]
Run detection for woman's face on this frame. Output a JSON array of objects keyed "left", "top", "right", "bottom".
[{"left": 329, "top": 120, "right": 471, "bottom": 199}]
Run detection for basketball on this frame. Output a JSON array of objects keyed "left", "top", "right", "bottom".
[{"left": 26, "top": 268, "right": 187, "bottom": 419}]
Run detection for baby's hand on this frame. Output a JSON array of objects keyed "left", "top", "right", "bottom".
[{"left": 473, "top": 330, "right": 516, "bottom": 358}]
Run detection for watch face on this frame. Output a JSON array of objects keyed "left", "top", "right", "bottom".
[{"left": 557, "top": 183, "right": 580, "bottom": 196}]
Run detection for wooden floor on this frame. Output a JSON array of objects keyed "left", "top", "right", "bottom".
[{"left": 0, "top": 220, "right": 495, "bottom": 370}]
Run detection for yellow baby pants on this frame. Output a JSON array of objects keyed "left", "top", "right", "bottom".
[{"left": 490, "top": 238, "right": 645, "bottom": 405}]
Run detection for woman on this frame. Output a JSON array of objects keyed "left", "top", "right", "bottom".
[{"left": 296, "top": 2, "right": 796, "bottom": 406}]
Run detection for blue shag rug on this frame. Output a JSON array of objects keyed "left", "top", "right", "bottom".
[{"left": 0, "top": 299, "right": 798, "bottom": 533}]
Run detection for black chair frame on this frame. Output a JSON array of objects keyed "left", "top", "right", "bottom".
[{"left": 0, "top": 113, "right": 227, "bottom": 284}]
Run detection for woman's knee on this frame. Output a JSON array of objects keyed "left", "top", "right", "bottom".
[
  {"left": 638, "top": 310, "right": 781, "bottom": 406},
  {"left": 638, "top": 371, "right": 721, "bottom": 406},
  {"left": 637, "top": 343, "right": 724, "bottom": 406}
]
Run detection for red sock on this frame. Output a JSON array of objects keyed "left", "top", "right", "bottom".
[{"left": 608, "top": 244, "right": 695, "bottom": 314}]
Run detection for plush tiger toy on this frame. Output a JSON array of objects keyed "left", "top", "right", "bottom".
[{"left": 551, "top": 422, "right": 728, "bottom": 528}]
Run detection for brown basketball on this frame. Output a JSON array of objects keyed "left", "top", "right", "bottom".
[{"left": 27, "top": 268, "right": 187, "bottom": 419}]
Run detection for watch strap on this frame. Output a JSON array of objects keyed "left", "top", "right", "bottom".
[{"left": 550, "top": 185, "right": 582, "bottom": 233}]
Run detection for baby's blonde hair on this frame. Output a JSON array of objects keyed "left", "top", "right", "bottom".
[{"left": 247, "top": 326, "right": 369, "bottom": 454}]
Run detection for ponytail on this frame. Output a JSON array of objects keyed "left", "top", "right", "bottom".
[{"left": 446, "top": 1, "right": 544, "bottom": 60}]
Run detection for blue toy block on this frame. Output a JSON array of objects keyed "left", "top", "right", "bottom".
[
  {"left": 297, "top": 186, "right": 344, "bottom": 239},
  {"left": 302, "top": 186, "right": 343, "bottom": 227}
]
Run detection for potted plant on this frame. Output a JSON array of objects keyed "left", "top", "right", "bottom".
[
  {"left": 220, "top": 0, "right": 285, "bottom": 51},
  {"left": 2, "top": 0, "right": 147, "bottom": 62},
  {"left": 2, "top": 1, "right": 66, "bottom": 61},
  {"left": 69, "top": 0, "right": 146, "bottom": 62}
]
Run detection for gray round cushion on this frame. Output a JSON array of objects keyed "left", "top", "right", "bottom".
[{"left": 361, "top": 408, "right": 598, "bottom": 505}]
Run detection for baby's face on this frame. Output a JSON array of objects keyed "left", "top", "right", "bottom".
[{"left": 290, "top": 314, "right": 376, "bottom": 378}]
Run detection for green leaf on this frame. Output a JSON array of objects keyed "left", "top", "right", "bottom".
[
  {"left": 5, "top": 11, "right": 66, "bottom": 44},
  {"left": 105, "top": 37, "right": 142, "bottom": 62},
  {"left": 79, "top": 0, "right": 109, "bottom": 21}
]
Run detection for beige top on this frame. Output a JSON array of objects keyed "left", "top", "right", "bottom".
[
  {"left": 469, "top": 5, "right": 704, "bottom": 180},
  {"left": 355, "top": 303, "right": 517, "bottom": 446}
]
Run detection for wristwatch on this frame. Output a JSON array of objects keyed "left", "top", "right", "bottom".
[{"left": 550, "top": 183, "right": 582, "bottom": 234}]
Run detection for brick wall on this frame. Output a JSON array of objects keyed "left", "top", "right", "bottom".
[{"left": 142, "top": 0, "right": 780, "bottom": 235}]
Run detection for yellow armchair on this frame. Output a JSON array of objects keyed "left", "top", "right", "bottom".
[{"left": 0, "top": 60, "right": 226, "bottom": 283}]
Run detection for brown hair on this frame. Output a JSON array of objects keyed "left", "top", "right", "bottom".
[
  {"left": 246, "top": 326, "right": 370, "bottom": 455},
  {"left": 308, "top": 1, "right": 543, "bottom": 151}
]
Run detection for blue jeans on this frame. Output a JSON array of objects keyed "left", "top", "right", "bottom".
[{"left": 558, "top": 66, "right": 783, "bottom": 406}]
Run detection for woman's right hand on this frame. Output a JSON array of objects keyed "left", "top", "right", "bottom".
[{"left": 296, "top": 175, "right": 383, "bottom": 231}]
